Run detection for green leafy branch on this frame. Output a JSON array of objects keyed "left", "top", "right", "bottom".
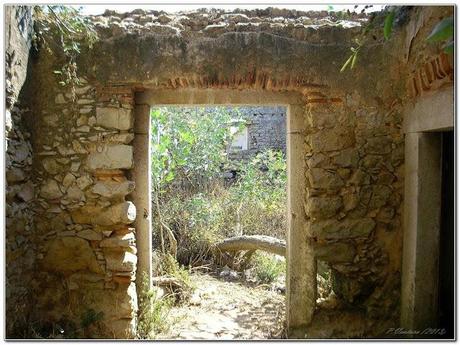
[
  {"left": 340, "top": 39, "right": 362, "bottom": 72},
  {"left": 383, "top": 9, "right": 396, "bottom": 40},
  {"left": 340, "top": 7, "right": 394, "bottom": 73},
  {"left": 341, "top": 8, "right": 454, "bottom": 72},
  {"left": 427, "top": 16, "right": 454, "bottom": 54},
  {"left": 33, "top": 5, "right": 98, "bottom": 99}
]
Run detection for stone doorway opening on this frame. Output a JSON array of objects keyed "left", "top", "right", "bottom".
[
  {"left": 131, "top": 89, "right": 315, "bottom": 338},
  {"left": 401, "top": 87, "right": 455, "bottom": 337}
]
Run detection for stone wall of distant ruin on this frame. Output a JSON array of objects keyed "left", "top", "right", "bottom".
[{"left": 227, "top": 106, "right": 287, "bottom": 161}]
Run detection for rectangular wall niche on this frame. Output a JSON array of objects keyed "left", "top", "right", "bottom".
[{"left": 131, "top": 89, "right": 316, "bottom": 335}]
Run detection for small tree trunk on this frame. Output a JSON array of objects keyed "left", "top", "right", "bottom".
[
  {"left": 154, "top": 185, "right": 177, "bottom": 257},
  {"left": 215, "top": 235, "right": 286, "bottom": 257}
]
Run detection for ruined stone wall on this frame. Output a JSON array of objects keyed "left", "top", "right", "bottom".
[
  {"left": 5, "top": 5, "right": 36, "bottom": 336},
  {"left": 78, "top": 10, "right": 376, "bottom": 92},
  {"left": 305, "top": 96, "right": 405, "bottom": 337},
  {"left": 9, "top": 5, "right": 452, "bottom": 339},
  {"left": 18, "top": 7, "right": 403, "bottom": 338},
  {"left": 228, "top": 106, "right": 286, "bottom": 161},
  {"left": 246, "top": 106, "right": 286, "bottom": 154},
  {"left": 28, "top": 80, "right": 138, "bottom": 337},
  {"left": 304, "top": 6, "right": 454, "bottom": 337},
  {"left": 89, "top": 7, "right": 365, "bottom": 43}
]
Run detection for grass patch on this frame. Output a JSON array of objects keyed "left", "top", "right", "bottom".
[{"left": 137, "top": 273, "right": 174, "bottom": 339}]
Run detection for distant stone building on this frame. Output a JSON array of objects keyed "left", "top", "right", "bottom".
[{"left": 227, "top": 106, "right": 287, "bottom": 161}]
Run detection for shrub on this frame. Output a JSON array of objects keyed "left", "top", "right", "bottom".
[
  {"left": 251, "top": 252, "right": 286, "bottom": 284},
  {"left": 220, "top": 149, "right": 287, "bottom": 239},
  {"left": 137, "top": 273, "right": 174, "bottom": 339},
  {"left": 158, "top": 150, "right": 287, "bottom": 266},
  {"left": 153, "top": 252, "right": 195, "bottom": 302}
]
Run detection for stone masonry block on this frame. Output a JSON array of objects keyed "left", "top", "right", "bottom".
[
  {"left": 87, "top": 145, "right": 133, "bottom": 170},
  {"left": 309, "top": 127, "right": 354, "bottom": 152},
  {"left": 308, "top": 111, "right": 336, "bottom": 129},
  {"left": 305, "top": 196, "right": 343, "bottom": 219},
  {"left": 71, "top": 202, "right": 136, "bottom": 226},
  {"left": 313, "top": 242, "right": 356, "bottom": 263},
  {"left": 104, "top": 250, "right": 137, "bottom": 272},
  {"left": 94, "top": 202, "right": 136, "bottom": 226},
  {"left": 100, "top": 233, "right": 136, "bottom": 248},
  {"left": 96, "top": 107, "right": 133, "bottom": 130},
  {"left": 308, "top": 218, "right": 376, "bottom": 240},
  {"left": 364, "top": 136, "right": 393, "bottom": 155},
  {"left": 92, "top": 180, "right": 135, "bottom": 199},
  {"left": 332, "top": 148, "right": 359, "bottom": 168},
  {"left": 89, "top": 282, "right": 138, "bottom": 326},
  {"left": 42, "top": 237, "right": 104, "bottom": 274},
  {"left": 307, "top": 168, "right": 344, "bottom": 190}
]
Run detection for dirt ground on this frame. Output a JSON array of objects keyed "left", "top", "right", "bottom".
[{"left": 157, "top": 272, "right": 286, "bottom": 340}]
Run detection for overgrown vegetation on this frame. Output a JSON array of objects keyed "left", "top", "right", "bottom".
[
  {"left": 150, "top": 106, "right": 287, "bottom": 278},
  {"left": 137, "top": 253, "right": 198, "bottom": 339},
  {"left": 150, "top": 106, "right": 240, "bottom": 258},
  {"left": 153, "top": 252, "right": 195, "bottom": 301},
  {"left": 33, "top": 5, "right": 98, "bottom": 99},
  {"left": 341, "top": 6, "right": 454, "bottom": 72},
  {"left": 251, "top": 252, "right": 285, "bottom": 284},
  {"left": 137, "top": 274, "right": 174, "bottom": 339},
  {"left": 426, "top": 16, "right": 454, "bottom": 53}
]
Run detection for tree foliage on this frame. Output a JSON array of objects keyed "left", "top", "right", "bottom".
[
  {"left": 150, "top": 107, "right": 244, "bottom": 257},
  {"left": 33, "top": 6, "right": 98, "bottom": 98},
  {"left": 150, "top": 107, "right": 241, "bottom": 194},
  {"left": 383, "top": 10, "right": 395, "bottom": 40},
  {"left": 229, "top": 150, "right": 286, "bottom": 211},
  {"left": 427, "top": 16, "right": 454, "bottom": 54}
]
